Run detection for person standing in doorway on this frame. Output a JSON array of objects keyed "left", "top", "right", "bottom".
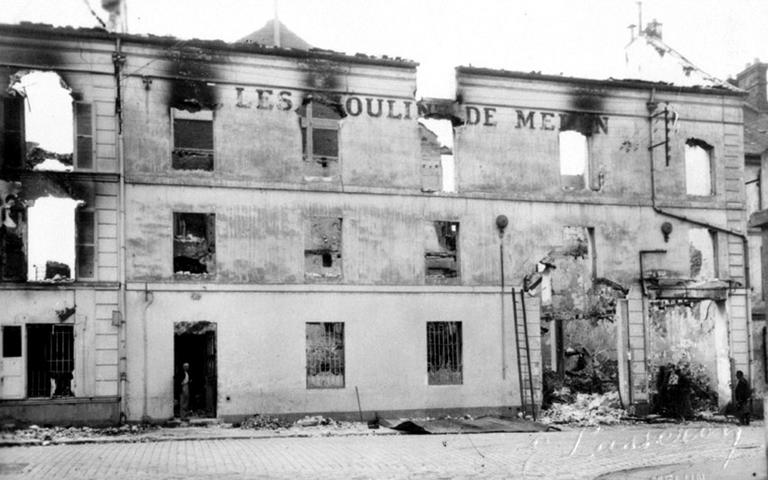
[
  {"left": 734, "top": 370, "right": 752, "bottom": 425},
  {"left": 179, "top": 362, "right": 190, "bottom": 421}
]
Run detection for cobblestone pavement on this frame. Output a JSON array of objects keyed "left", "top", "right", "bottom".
[{"left": 0, "top": 424, "right": 764, "bottom": 479}]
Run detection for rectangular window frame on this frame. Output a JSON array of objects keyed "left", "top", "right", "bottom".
[
  {"left": 558, "top": 130, "right": 598, "bottom": 191},
  {"left": 304, "top": 216, "right": 343, "bottom": 282},
  {"left": 73, "top": 101, "right": 95, "bottom": 171},
  {"left": 425, "top": 220, "right": 460, "bottom": 284},
  {"left": 300, "top": 102, "right": 340, "bottom": 164},
  {"left": 26, "top": 324, "right": 74, "bottom": 398},
  {"left": 173, "top": 212, "right": 216, "bottom": 277},
  {"left": 427, "top": 321, "right": 463, "bottom": 385},
  {"left": 75, "top": 208, "right": 96, "bottom": 280},
  {"left": 2, "top": 325, "right": 22, "bottom": 358},
  {"left": 305, "top": 322, "right": 345, "bottom": 389},
  {"left": 171, "top": 108, "right": 215, "bottom": 171},
  {"left": 684, "top": 139, "right": 715, "bottom": 197}
]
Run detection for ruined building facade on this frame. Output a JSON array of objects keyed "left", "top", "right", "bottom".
[{"left": 0, "top": 23, "right": 752, "bottom": 424}]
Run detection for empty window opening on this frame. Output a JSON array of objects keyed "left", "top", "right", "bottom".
[
  {"left": 2, "top": 325, "right": 21, "bottom": 357},
  {"left": 427, "top": 321, "right": 462, "bottom": 385},
  {"left": 172, "top": 108, "right": 214, "bottom": 171},
  {"left": 745, "top": 163, "right": 761, "bottom": 217},
  {"left": 689, "top": 228, "right": 717, "bottom": 280},
  {"left": 419, "top": 119, "right": 455, "bottom": 193},
  {"left": 5, "top": 71, "right": 93, "bottom": 172},
  {"left": 173, "top": 213, "right": 215, "bottom": 276},
  {"left": 27, "top": 324, "right": 74, "bottom": 398},
  {"left": 305, "top": 216, "right": 342, "bottom": 281},
  {"left": 559, "top": 130, "right": 589, "bottom": 190},
  {"left": 685, "top": 138, "right": 713, "bottom": 195},
  {"left": 298, "top": 100, "right": 340, "bottom": 163},
  {"left": 27, "top": 196, "right": 82, "bottom": 281},
  {"left": 306, "top": 322, "right": 344, "bottom": 388},
  {"left": 425, "top": 221, "right": 459, "bottom": 283}
]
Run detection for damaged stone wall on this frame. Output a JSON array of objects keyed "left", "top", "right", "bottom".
[{"left": 647, "top": 299, "right": 727, "bottom": 411}]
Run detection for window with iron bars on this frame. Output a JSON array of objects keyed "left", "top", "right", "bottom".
[
  {"left": 306, "top": 322, "right": 344, "bottom": 388},
  {"left": 26, "top": 324, "right": 74, "bottom": 397},
  {"left": 427, "top": 321, "right": 462, "bottom": 385}
]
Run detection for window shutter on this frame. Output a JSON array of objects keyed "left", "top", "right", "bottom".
[
  {"left": 75, "top": 209, "right": 96, "bottom": 279},
  {"left": 75, "top": 102, "right": 93, "bottom": 170},
  {"left": 1, "top": 95, "right": 25, "bottom": 171}
]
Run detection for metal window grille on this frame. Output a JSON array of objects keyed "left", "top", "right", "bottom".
[
  {"left": 26, "top": 325, "right": 74, "bottom": 397},
  {"left": 427, "top": 321, "right": 462, "bottom": 385},
  {"left": 306, "top": 322, "right": 344, "bottom": 388}
]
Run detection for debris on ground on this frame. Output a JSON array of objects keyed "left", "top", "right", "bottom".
[
  {"left": 294, "top": 415, "right": 340, "bottom": 428},
  {"left": 541, "top": 391, "right": 626, "bottom": 426},
  {"left": 240, "top": 414, "right": 290, "bottom": 430},
  {"left": 1, "top": 423, "right": 159, "bottom": 443},
  {"left": 381, "top": 415, "right": 551, "bottom": 434}
]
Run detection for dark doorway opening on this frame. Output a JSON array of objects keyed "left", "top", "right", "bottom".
[{"left": 174, "top": 321, "right": 217, "bottom": 418}]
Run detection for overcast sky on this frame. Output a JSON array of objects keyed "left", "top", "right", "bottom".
[{"left": 3, "top": 0, "right": 767, "bottom": 97}]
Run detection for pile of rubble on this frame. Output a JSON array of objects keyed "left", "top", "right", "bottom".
[
  {"left": 541, "top": 391, "right": 627, "bottom": 426},
  {"left": 239, "top": 414, "right": 290, "bottom": 430},
  {"left": 1, "top": 424, "right": 158, "bottom": 444}
]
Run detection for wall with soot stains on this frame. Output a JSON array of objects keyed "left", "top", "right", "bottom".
[{"left": 119, "top": 42, "right": 421, "bottom": 190}]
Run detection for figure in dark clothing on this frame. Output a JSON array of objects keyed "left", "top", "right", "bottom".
[
  {"left": 734, "top": 370, "right": 752, "bottom": 425},
  {"left": 179, "top": 363, "right": 190, "bottom": 421}
]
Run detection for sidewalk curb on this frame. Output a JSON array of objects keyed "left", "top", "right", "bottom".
[{"left": 0, "top": 429, "right": 401, "bottom": 447}]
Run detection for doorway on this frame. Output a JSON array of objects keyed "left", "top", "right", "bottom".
[{"left": 174, "top": 321, "right": 217, "bottom": 418}]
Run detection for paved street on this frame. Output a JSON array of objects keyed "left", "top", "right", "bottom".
[{"left": 0, "top": 425, "right": 764, "bottom": 479}]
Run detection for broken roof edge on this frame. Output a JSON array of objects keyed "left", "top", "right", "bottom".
[
  {"left": 0, "top": 22, "right": 418, "bottom": 70},
  {"left": 455, "top": 66, "right": 747, "bottom": 98}
]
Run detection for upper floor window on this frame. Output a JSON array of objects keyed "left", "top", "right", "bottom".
[
  {"left": 298, "top": 100, "right": 340, "bottom": 165},
  {"left": 0, "top": 71, "right": 96, "bottom": 283},
  {"left": 172, "top": 108, "right": 214, "bottom": 171},
  {"left": 173, "top": 212, "right": 215, "bottom": 276},
  {"left": 685, "top": 138, "right": 714, "bottom": 196},
  {"left": 305, "top": 216, "right": 342, "bottom": 281},
  {"left": 559, "top": 130, "right": 590, "bottom": 190},
  {"left": 2, "top": 70, "right": 93, "bottom": 172},
  {"left": 425, "top": 221, "right": 459, "bottom": 284}
]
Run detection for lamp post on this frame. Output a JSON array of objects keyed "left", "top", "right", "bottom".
[{"left": 496, "top": 215, "right": 509, "bottom": 379}]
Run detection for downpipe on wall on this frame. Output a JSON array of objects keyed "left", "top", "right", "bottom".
[
  {"left": 142, "top": 285, "right": 154, "bottom": 421},
  {"left": 113, "top": 36, "right": 129, "bottom": 422}
]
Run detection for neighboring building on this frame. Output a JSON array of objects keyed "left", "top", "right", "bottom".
[
  {"left": 0, "top": 24, "right": 122, "bottom": 424},
  {"left": 0, "top": 21, "right": 751, "bottom": 424},
  {"left": 733, "top": 60, "right": 768, "bottom": 398}
]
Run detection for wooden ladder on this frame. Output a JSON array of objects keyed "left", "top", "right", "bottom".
[{"left": 511, "top": 288, "right": 536, "bottom": 420}]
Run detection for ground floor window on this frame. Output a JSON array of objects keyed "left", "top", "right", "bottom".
[
  {"left": 306, "top": 322, "right": 344, "bottom": 388},
  {"left": 26, "top": 324, "right": 74, "bottom": 397},
  {"left": 427, "top": 321, "right": 463, "bottom": 385}
]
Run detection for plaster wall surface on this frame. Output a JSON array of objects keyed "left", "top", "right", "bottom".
[
  {"left": 0, "top": 287, "right": 119, "bottom": 400},
  {"left": 125, "top": 184, "right": 735, "bottom": 288},
  {"left": 124, "top": 289, "right": 532, "bottom": 420},
  {"left": 456, "top": 72, "right": 744, "bottom": 211}
]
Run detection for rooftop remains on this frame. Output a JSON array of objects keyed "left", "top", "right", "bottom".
[
  {"left": 0, "top": 22, "right": 417, "bottom": 69},
  {"left": 456, "top": 66, "right": 746, "bottom": 97}
]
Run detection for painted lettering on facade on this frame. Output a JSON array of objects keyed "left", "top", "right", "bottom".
[{"left": 233, "top": 87, "right": 609, "bottom": 134}]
